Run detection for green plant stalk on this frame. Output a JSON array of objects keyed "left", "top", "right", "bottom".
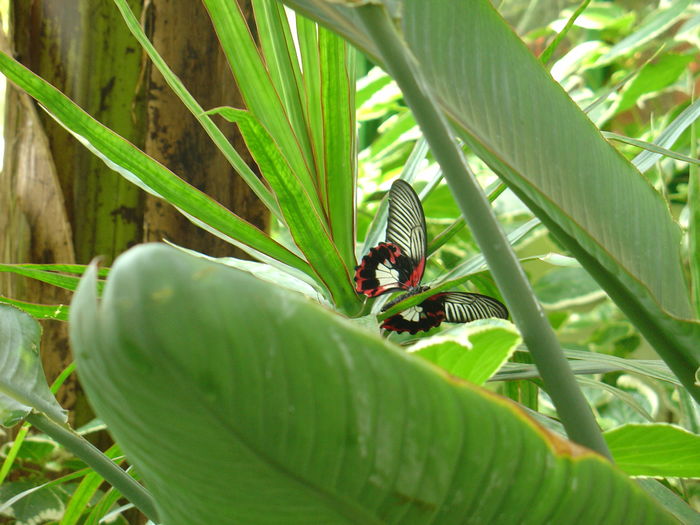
[
  {"left": 0, "top": 422, "right": 30, "bottom": 485},
  {"left": 0, "top": 363, "right": 78, "bottom": 485},
  {"left": 25, "top": 413, "right": 159, "bottom": 523},
  {"left": 689, "top": 116, "right": 700, "bottom": 317},
  {"left": 539, "top": 0, "right": 591, "bottom": 65},
  {"left": 356, "top": 5, "right": 612, "bottom": 460}
]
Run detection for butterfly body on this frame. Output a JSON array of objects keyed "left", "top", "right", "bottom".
[{"left": 355, "top": 180, "right": 508, "bottom": 334}]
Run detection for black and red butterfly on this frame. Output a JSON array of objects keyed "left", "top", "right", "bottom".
[{"left": 355, "top": 179, "right": 508, "bottom": 334}]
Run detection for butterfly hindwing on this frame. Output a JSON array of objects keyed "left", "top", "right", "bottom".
[
  {"left": 381, "top": 291, "right": 508, "bottom": 334},
  {"left": 355, "top": 178, "right": 509, "bottom": 334},
  {"left": 380, "top": 294, "right": 445, "bottom": 334},
  {"left": 438, "top": 292, "right": 509, "bottom": 323}
]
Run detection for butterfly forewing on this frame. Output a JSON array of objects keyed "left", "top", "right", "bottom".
[
  {"left": 355, "top": 180, "right": 427, "bottom": 297},
  {"left": 356, "top": 178, "right": 508, "bottom": 334},
  {"left": 440, "top": 292, "right": 509, "bottom": 323},
  {"left": 385, "top": 180, "right": 426, "bottom": 286}
]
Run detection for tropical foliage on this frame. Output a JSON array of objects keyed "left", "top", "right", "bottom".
[{"left": 0, "top": 0, "right": 699, "bottom": 523}]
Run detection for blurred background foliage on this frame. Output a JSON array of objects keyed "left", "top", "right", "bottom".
[
  {"left": 352, "top": 0, "right": 699, "bottom": 508},
  {"left": 1, "top": 0, "right": 699, "bottom": 522}
]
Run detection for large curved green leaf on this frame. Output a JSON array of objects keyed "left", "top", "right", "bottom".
[
  {"left": 278, "top": 0, "right": 700, "bottom": 400},
  {"left": 0, "top": 304, "right": 66, "bottom": 427},
  {"left": 70, "top": 244, "right": 674, "bottom": 524}
]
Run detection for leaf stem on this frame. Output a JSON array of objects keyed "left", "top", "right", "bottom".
[
  {"left": 355, "top": 4, "right": 612, "bottom": 460},
  {"left": 26, "top": 413, "right": 160, "bottom": 523}
]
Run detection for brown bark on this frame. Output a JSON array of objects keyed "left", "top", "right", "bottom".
[
  {"left": 0, "top": 30, "right": 76, "bottom": 412},
  {"left": 143, "top": 0, "right": 268, "bottom": 255},
  {"left": 3, "top": 0, "right": 267, "bottom": 437}
]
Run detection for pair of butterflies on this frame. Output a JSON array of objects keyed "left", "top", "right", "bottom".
[{"left": 355, "top": 180, "right": 508, "bottom": 334}]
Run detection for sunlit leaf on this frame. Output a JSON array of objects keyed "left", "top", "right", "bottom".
[
  {"left": 411, "top": 322, "right": 521, "bottom": 386},
  {"left": 605, "top": 424, "right": 700, "bottom": 478},
  {"left": 70, "top": 244, "right": 676, "bottom": 524},
  {"left": 280, "top": 0, "right": 700, "bottom": 402}
]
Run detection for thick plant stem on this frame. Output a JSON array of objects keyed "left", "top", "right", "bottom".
[
  {"left": 356, "top": 5, "right": 612, "bottom": 460},
  {"left": 26, "top": 413, "right": 160, "bottom": 522}
]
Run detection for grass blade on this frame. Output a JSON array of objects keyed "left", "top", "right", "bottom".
[
  {"left": 208, "top": 107, "right": 359, "bottom": 311},
  {"left": 203, "top": 0, "right": 322, "bottom": 214},
  {"left": 320, "top": 27, "right": 357, "bottom": 270},
  {"left": 0, "top": 52, "right": 311, "bottom": 277},
  {"left": 112, "top": 0, "right": 279, "bottom": 218}
]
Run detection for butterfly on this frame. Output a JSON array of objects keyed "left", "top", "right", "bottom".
[{"left": 355, "top": 179, "right": 508, "bottom": 334}]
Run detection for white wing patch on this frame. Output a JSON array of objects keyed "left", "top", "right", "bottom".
[
  {"left": 402, "top": 305, "right": 423, "bottom": 323},
  {"left": 374, "top": 262, "right": 402, "bottom": 287}
]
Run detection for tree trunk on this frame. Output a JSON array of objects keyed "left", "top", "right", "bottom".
[
  {"left": 3, "top": 0, "right": 267, "bottom": 432},
  {"left": 7, "top": 0, "right": 148, "bottom": 428},
  {"left": 143, "top": 0, "right": 268, "bottom": 255}
]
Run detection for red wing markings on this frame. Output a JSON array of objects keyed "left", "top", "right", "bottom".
[{"left": 355, "top": 180, "right": 508, "bottom": 333}]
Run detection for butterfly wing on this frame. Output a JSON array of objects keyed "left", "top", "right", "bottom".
[
  {"left": 355, "top": 243, "right": 414, "bottom": 297},
  {"left": 439, "top": 292, "right": 509, "bottom": 322},
  {"left": 385, "top": 180, "right": 427, "bottom": 287},
  {"left": 380, "top": 295, "right": 445, "bottom": 334},
  {"left": 381, "top": 291, "right": 508, "bottom": 334},
  {"left": 355, "top": 180, "right": 427, "bottom": 297}
]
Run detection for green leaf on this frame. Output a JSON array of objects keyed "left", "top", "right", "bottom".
[
  {"left": 0, "top": 51, "right": 310, "bottom": 278},
  {"left": 0, "top": 264, "right": 100, "bottom": 293},
  {"left": 111, "top": 0, "right": 279, "bottom": 217},
  {"left": 633, "top": 97, "right": 700, "bottom": 173},
  {"left": 0, "top": 263, "right": 108, "bottom": 277},
  {"left": 280, "top": 0, "right": 700, "bottom": 401},
  {"left": 70, "top": 244, "right": 676, "bottom": 524},
  {"left": 534, "top": 267, "right": 606, "bottom": 309},
  {"left": 594, "top": 0, "right": 692, "bottom": 66},
  {"left": 605, "top": 132, "right": 700, "bottom": 167},
  {"left": 253, "top": 0, "right": 314, "bottom": 175},
  {"left": 0, "top": 304, "right": 66, "bottom": 427},
  {"left": 356, "top": 67, "right": 397, "bottom": 119},
  {"left": 689, "top": 115, "right": 700, "bottom": 317},
  {"left": 202, "top": 0, "right": 321, "bottom": 213},
  {"left": 412, "top": 322, "right": 521, "bottom": 386},
  {"left": 0, "top": 481, "right": 68, "bottom": 524},
  {"left": 605, "top": 424, "right": 700, "bottom": 478},
  {"left": 169, "top": 243, "right": 324, "bottom": 299},
  {"left": 493, "top": 349, "right": 680, "bottom": 386},
  {"left": 206, "top": 107, "right": 358, "bottom": 311},
  {"left": 0, "top": 297, "right": 69, "bottom": 321},
  {"left": 319, "top": 27, "right": 358, "bottom": 271},
  {"left": 637, "top": 479, "right": 700, "bottom": 525},
  {"left": 539, "top": 0, "right": 591, "bottom": 65},
  {"left": 616, "top": 54, "right": 695, "bottom": 114},
  {"left": 576, "top": 377, "right": 654, "bottom": 423},
  {"left": 441, "top": 217, "right": 540, "bottom": 282}
]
